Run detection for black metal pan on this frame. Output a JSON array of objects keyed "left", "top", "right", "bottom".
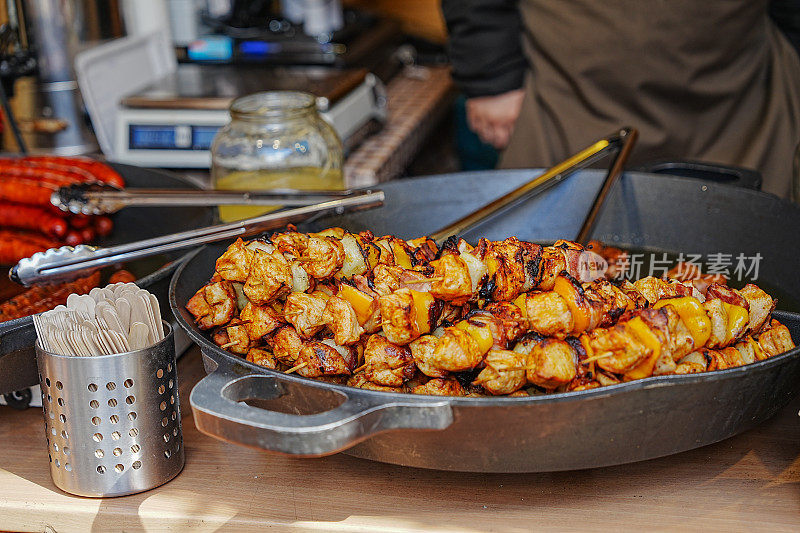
[
  {"left": 170, "top": 168, "right": 800, "bottom": 472},
  {"left": 0, "top": 164, "right": 214, "bottom": 400}
]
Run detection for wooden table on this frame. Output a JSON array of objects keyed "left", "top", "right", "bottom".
[{"left": 2, "top": 346, "right": 799, "bottom": 532}]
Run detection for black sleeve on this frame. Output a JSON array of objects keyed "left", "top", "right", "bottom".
[
  {"left": 770, "top": 0, "right": 800, "bottom": 56},
  {"left": 441, "top": 0, "right": 527, "bottom": 98}
]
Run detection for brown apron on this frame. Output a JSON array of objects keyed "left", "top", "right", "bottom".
[{"left": 501, "top": 0, "right": 800, "bottom": 198}]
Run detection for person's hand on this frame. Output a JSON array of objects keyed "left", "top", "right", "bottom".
[{"left": 465, "top": 89, "right": 525, "bottom": 150}]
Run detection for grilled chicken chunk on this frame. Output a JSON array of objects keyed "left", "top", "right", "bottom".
[
  {"left": 409, "top": 335, "right": 448, "bottom": 378},
  {"left": 269, "top": 325, "right": 305, "bottom": 365},
  {"left": 246, "top": 348, "right": 277, "bottom": 369},
  {"left": 347, "top": 373, "right": 405, "bottom": 392},
  {"left": 301, "top": 236, "right": 345, "bottom": 279},
  {"left": 361, "top": 334, "right": 416, "bottom": 387},
  {"left": 739, "top": 284, "right": 775, "bottom": 335},
  {"left": 224, "top": 320, "right": 251, "bottom": 354},
  {"left": 244, "top": 248, "right": 293, "bottom": 304},
  {"left": 523, "top": 291, "right": 573, "bottom": 337},
  {"left": 430, "top": 326, "right": 484, "bottom": 372},
  {"left": 411, "top": 377, "right": 467, "bottom": 396},
  {"left": 379, "top": 288, "right": 420, "bottom": 345},
  {"left": 322, "top": 296, "right": 363, "bottom": 345},
  {"left": 474, "top": 349, "right": 528, "bottom": 395},
  {"left": 429, "top": 254, "right": 473, "bottom": 304},
  {"left": 186, "top": 279, "right": 237, "bottom": 329},
  {"left": 215, "top": 238, "right": 253, "bottom": 282},
  {"left": 296, "top": 340, "right": 356, "bottom": 377},
  {"left": 284, "top": 292, "right": 327, "bottom": 339},
  {"left": 514, "top": 337, "right": 577, "bottom": 390},
  {"left": 239, "top": 302, "right": 284, "bottom": 341}
]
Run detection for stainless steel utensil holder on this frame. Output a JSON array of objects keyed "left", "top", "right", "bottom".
[{"left": 36, "top": 322, "right": 184, "bottom": 497}]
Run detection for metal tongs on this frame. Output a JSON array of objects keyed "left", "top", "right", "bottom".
[
  {"left": 429, "top": 127, "right": 638, "bottom": 244},
  {"left": 10, "top": 190, "right": 384, "bottom": 286},
  {"left": 52, "top": 183, "right": 371, "bottom": 215}
]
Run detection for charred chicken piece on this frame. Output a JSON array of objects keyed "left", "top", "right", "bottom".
[
  {"left": 429, "top": 326, "right": 484, "bottom": 372},
  {"left": 378, "top": 288, "right": 436, "bottom": 345},
  {"left": 476, "top": 237, "right": 542, "bottom": 302},
  {"left": 301, "top": 236, "right": 345, "bottom": 279},
  {"left": 284, "top": 292, "right": 327, "bottom": 339},
  {"left": 514, "top": 336, "right": 577, "bottom": 390},
  {"left": 246, "top": 348, "right": 277, "bottom": 369},
  {"left": 429, "top": 253, "right": 473, "bottom": 304},
  {"left": 409, "top": 334, "right": 448, "bottom": 378},
  {"left": 269, "top": 325, "right": 305, "bottom": 365},
  {"left": 296, "top": 340, "right": 356, "bottom": 377},
  {"left": 322, "top": 296, "right": 364, "bottom": 345},
  {"left": 269, "top": 229, "right": 309, "bottom": 256},
  {"left": 411, "top": 377, "right": 467, "bottom": 396},
  {"left": 186, "top": 279, "right": 237, "bottom": 329},
  {"left": 756, "top": 319, "right": 795, "bottom": 357},
  {"left": 738, "top": 284, "right": 775, "bottom": 335},
  {"left": 347, "top": 373, "right": 405, "bottom": 392},
  {"left": 244, "top": 248, "right": 293, "bottom": 304},
  {"left": 223, "top": 320, "right": 251, "bottom": 354},
  {"left": 239, "top": 301, "right": 284, "bottom": 341},
  {"left": 474, "top": 349, "right": 528, "bottom": 395},
  {"left": 215, "top": 237, "right": 253, "bottom": 282},
  {"left": 360, "top": 334, "right": 416, "bottom": 387}
]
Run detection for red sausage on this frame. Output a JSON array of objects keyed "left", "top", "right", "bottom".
[
  {"left": 93, "top": 216, "right": 114, "bottom": 237},
  {"left": 0, "top": 178, "right": 54, "bottom": 206},
  {"left": 0, "top": 230, "right": 61, "bottom": 264},
  {"left": 0, "top": 203, "right": 68, "bottom": 237},
  {"left": 17, "top": 156, "right": 125, "bottom": 188}
]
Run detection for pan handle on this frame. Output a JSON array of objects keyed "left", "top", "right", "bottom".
[
  {"left": 189, "top": 363, "right": 454, "bottom": 456},
  {"left": 636, "top": 160, "right": 762, "bottom": 190}
]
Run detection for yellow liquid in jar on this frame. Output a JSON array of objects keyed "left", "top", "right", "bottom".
[{"left": 214, "top": 167, "right": 344, "bottom": 222}]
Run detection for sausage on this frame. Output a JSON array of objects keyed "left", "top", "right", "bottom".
[
  {"left": 16, "top": 156, "right": 125, "bottom": 188},
  {"left": 92, "top": 216, "right": 113, "bottom": 237},
  {"left": 0, "top": 203, "right": 68, "bottom": 237},
  {"left": 0, "top": 162, "right": 87, "bottom": 185},
  {"left": 0, "top": 177, "right": 54, "bottom": 206},
  {"left": 109, "top": 269, "right": 136, "bottom": 284},
  {"left": 0, "top": 271, "right": 101, "bottom": 321},
  {"left": 0, "top": 230, "right": 61, "bottom": 264}
]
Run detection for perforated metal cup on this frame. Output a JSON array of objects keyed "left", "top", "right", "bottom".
[{"left": 36, "top": 322, "right": 184, "bottom": 497}]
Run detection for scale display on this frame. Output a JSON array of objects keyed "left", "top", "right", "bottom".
[{"left": 129, "top": 124, "right": 221, "bottom": 150}]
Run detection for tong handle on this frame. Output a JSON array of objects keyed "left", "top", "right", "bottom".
[
  {"left": 54, "top": 184, "right": 368, "bottom": 215},
  {"left": 11, "top": 191, "right": 384, "bottom": 286},
  {"left": 429, "top": 128, "right": 637, "bottom": 245}
]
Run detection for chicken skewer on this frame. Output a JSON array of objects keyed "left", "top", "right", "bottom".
[{"left": 185, "top": 228, "right": 795, "bottom": 398}]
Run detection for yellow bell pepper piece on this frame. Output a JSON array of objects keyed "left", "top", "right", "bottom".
[
  {"left": 456, "top": 320, "right": 494, "bottom": 355},
  {"left": 337, "top": 284, "right": 374, "bottom": 325},
  {"left": 723, "top": 303, "right": 749, "bottom": 344},
  {"left": 390, "top": 241, "right": 413, "bottom": 269},
  {"left": 410, "top": 289, "right": 434, "bottom": 335},
  {"left": 623, "top": 316, "right": 662, "bottom": 381},
  {"left": 553, "top": 276, "right": 589, "bottom": 333},
  {"left": 513, "top": 294, "right": 528, "bottom": 317},
  {"left": 654, "top": 297, "right": 711, "bottom": 348}
]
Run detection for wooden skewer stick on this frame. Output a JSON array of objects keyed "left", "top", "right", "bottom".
[
  {"left": 352, "top": 362, "right": 370, "bottom": 373},
  {"left": 581, "top": 351, "right": 614, "bottom": 364},
  {"left": 284, "top": 361, "right": 308, "bottom": 374},
  {"left": 404, "top": 277, "right": 446, "bottom": 285}
]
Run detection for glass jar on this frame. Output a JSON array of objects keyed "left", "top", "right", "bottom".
[{"left": 211, "top": 91, "right": 343, "bottom": 221}]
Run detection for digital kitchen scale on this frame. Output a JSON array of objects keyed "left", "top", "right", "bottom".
[{"left": 113, "top": 65, "right": 386, "bottom": 168}]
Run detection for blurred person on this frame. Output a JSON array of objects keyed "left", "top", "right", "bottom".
[{"left": 442, "top": 0, "right": 800, "bottom": 197}]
